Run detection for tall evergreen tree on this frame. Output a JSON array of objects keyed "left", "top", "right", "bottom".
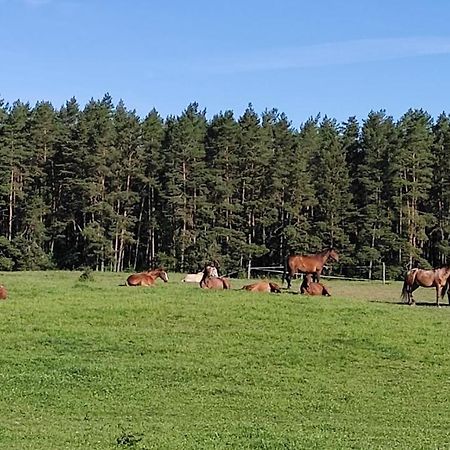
[
  {"left": 263, "top": 110, "right": 315, "bottom": 265},
  {"left": 429, "top": 113, "right": 450, "bottom": 265},
  {"left": 27, "top": 101, "right": 58, "bottom": 254},
  {"left": 0, "top": 101, "right": 31, "bottom": 242},
  {"left": 161, "top": 103, "right": 208, "bottom": 270},
  {"left": 310, "top": 117, "right": 353, "bottom": 264},
  {"left": 80, "top": 94, "right": 116, "bottom": 270},
  {"left": 204, "top": 110, "right": 242, "bottom": 270},
  {"left": 110, "top": 100, "right": 141, "bottom": 271},
  {"left": 51, "top": 97, "right": 85, "bottom": 268},
  {"left": 391, "top": 109, "right": 434, "bottom": 267},
  {"left": 236, "top": 105, "right": 271, "bottom": 272},
  {"left": 136, "top": 108, "right": 165, "bottom": 269},
  {"left": 353, "top": 111, "right": 398, "bottom": 277}
]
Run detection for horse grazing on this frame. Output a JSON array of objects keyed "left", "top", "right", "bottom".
[
  {"left": 284, "top": 248, "right": 339, "bottom": 289},
  {"left": 401, "top": 265, "right": 450, "bottom": 307},
  {"left": 183, "top": 267, "right": 218, "bottom": 283},
  {"left": 126, "top": 268, "right": 169, "bottom": 286},
  {"left": 242, "top": 281, "right": 281, "bottom": 293},
  {"left": 299, "top": 274, "right": 331, "bottom": 296},
  {"left": 0, "top": 284, "right": 7, "bottom": 300},
  {"left": 200, "top": 265, "right": 231, "bottom": 290}
]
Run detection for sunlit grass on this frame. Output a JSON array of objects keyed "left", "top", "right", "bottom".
[{"left": 0, "top": 271, "right": 449, "bottom": 449}]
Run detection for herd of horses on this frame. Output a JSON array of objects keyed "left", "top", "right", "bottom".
[
  {"left": 121, "top": 249, "right": 338, "bottom": 296},
  {"left": 1, "top": 248, "right": 449, "bottom": 306},
  {"left": 121, "top": 247, "right": 450, "bottom": 307}
]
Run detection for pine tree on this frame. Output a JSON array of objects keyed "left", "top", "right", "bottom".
[
  {"left": 0, "top": 101, "right": 32, "bottom": 242},
  {"left": 80, "top": 94, "right": 117, "bottom": 270},
  {"left": 352, "top": 111, "right": 398, "bottom": 277},
  {"left": 429, "top": 113, "right": 450, "bottom": 265},
  {"left": 51, "top": 97, "right": 85, "bottom": 268},
  {"left": 391, "top": 109, "right": 434, "bottom": 267},
  {"left": 110, "top": 100, "right": 141, "bottom": 271},
  {"left": 27, "top": 101, "right": 58, "bottom": 256},
  {"left": 161, "top": 103, "right": 208, "bottom": 271},
  {"left": 263, "top": 110, "right": 315, "bottom": 265},
  {"left": 204, "top": 110, "right": 242, "bottom": 270},
  {"left": 309, "top": 117, "right": 353, "bottom": 266},
  {"left": 138, "top": 108, "right": 165, "bottom": 269}
]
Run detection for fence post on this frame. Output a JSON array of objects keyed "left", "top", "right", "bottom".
[
  {"left": 382, "top": 262, "right": 386, "bottom": 284},
  {"left": 247, "top": 260, "right": 251, "bottom": 279}
]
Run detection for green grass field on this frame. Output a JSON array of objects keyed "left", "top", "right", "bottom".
[{"left": 0, "top": 271, "right": 449, "bottom": 449}]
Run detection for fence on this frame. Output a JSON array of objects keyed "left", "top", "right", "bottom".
[{"left": 247, "top": 263, "right": 387, "bottom": 284}]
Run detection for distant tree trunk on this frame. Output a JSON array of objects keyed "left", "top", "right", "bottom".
[{"left": 8, "top": 168, "right": 14, "bottom": 241}]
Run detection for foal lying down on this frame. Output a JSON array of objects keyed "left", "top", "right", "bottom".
[{"left": 300, "top": 274, "right": 331, "bottom": 296}]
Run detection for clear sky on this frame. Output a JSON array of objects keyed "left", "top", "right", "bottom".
[{"left": 1, "top": 0, "right": 450, "bottom": 126}]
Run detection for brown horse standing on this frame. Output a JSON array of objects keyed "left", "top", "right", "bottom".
[
  {"left": 284, "top": 248, "right": 339, "bottom": 289},
  {"left": 299, "top": 274, "right": 331, "bottom": 296},
  {"left": 126, "top": 268, "right": 169, "bottom": 286},
  {"left": 242, "top": 281, "right": 281, "bottom": 293},
  {"left": 401, "top": 266, "right": 450, "bottom": 306},
  {"left": 200, "top": 265, "right": 231, "bottom": 290},
  {"left": 0, "top": 284, "right": 7, "bottom": 300}
]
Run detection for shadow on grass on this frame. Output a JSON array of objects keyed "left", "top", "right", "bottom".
[{"left": 369, "top": 299, "right": 450, "bottom": 308}]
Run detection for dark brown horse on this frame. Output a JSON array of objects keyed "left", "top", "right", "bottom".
[
  {"left": 401, "top": 265, "right": 450, "bottom": 306},
  {"left": 299, "top": 274, "right": 331, "bottom": 296},
  {"left": 200, "top": 265, "right": 231, "bottom": 290},
  {"left": 126, "top": 268, "right": 169, "bottom": 286},
  {"left": 242, "top": 281, "right": 281, "bottom": 293},
  {"left": 284, "top": 248, "right": 339, "bottom": 289}
]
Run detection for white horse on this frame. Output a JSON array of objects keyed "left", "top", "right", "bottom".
[{"left": 182, "top": 267, "right": 218, "bottom": 282}]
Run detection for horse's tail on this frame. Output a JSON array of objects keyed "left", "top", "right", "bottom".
[
  {"left": 400, "top": 269, "right": 416, "bottom": 302},
  {"left": 400, "top": 277, "right": 409, "bottom": 303}
]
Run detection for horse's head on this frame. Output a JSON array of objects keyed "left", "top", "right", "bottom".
[
  {"left": 203, "top": 265, "right": 217, "bottom": 278},
  {"left": 442, "top": 265, "right": 450, "bottom": 280},
  {"left": 159, "top": 270, "right": 169, "bottom": 282},
  {"left": 328, "top": 248, "right": 339, "bottom": 262},
  {"left": 269, "top": 282, "right": 281, "bottom": 293}
]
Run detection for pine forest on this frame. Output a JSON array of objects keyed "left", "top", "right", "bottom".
[{"left": 0, "top": 94, "right": 449, "bottom": 280}]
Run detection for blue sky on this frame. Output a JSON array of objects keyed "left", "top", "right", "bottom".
[{"left": 1, "top": 0, "right": 450, "bottom": 126}]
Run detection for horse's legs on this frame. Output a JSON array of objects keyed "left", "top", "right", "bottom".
[
  {"left": 314, "top": 271, "right": 320, "bottom": 283},
  {"left": 407, "top": 285, "right": 416, "bottom": 305},
  {"left": 436, "top": 285, "right": 442, "bottom": 307},
  {"left": 409, "top": 284, "right": 420, "bottom": 305},
  {"left": 286, "top": 273, "right": 292, "bottom": 289},
  {"left": 406, "top": 286, "right": 412, "bottom": 305}
]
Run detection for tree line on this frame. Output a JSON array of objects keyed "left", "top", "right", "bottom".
[{"left": 0, "top": 94, "right": 449, "bottom": 279}]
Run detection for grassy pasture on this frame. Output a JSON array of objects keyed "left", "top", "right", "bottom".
[{"left": 0, "top": 271, "right": 449, "bottom": 449}]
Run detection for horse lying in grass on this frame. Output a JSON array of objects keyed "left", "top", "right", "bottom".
[
  {"left": 183, "top": 267, "right": 218, "bottom": 283},
  {"left": 401, "top": 265, "right": 450, "bottom": 307},
  {"left": 242, "top": 281, "right": 281, "bottom": 293},
  {"left": 199, "top": 265, "right": 231, "bottom": 289},
  {"left": 0, "top": 284, "right": 7, "bottom": 300},
  {"left": 299, "top": 274, "right": 331, "bottom": 297},
  {"left": 126, "top": 268, "right": 169, "bottom": 286}
]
